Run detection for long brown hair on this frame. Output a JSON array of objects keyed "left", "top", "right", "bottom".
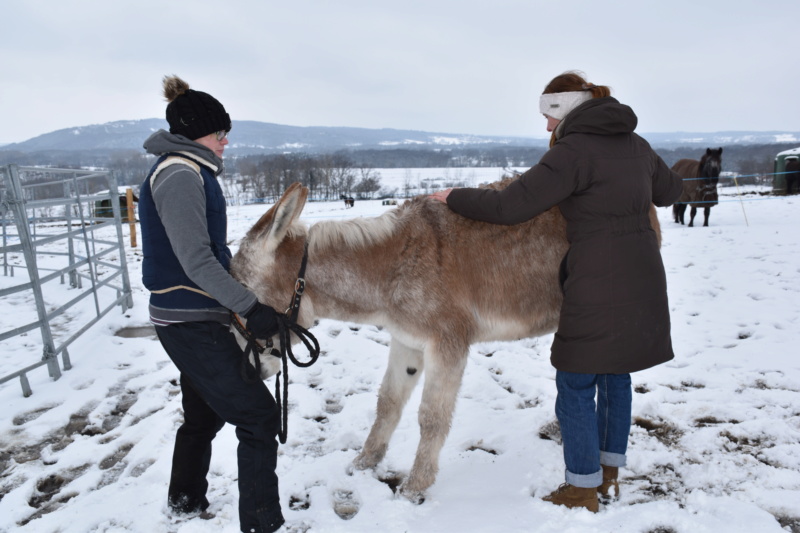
[
  {"left": 543, "top": 70, "right": 611, "bottom": 98},
  {"left": 544, "top": 72, "right": 610, "bottom": 146}
]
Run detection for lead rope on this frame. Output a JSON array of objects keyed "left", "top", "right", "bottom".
[
  {"left": 233, "top": 241, "right": 320, "bottom": 443},
  {"left": 277, "top": 242, "right": 319, "bottom": 442},
  {"left": 274, "top": 313, "right": 319, "bottom": 443}
]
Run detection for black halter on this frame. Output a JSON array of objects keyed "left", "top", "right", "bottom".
[
  {"left": 285, "top": 241, "right": 309, "bottom": 323},
  {"left": 233, "top": 240, "right": 320, "bottom": 443}
]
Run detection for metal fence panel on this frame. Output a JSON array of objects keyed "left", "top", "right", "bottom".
[{"left": 0, "top": 165, "right": 133, "bottom": 396}]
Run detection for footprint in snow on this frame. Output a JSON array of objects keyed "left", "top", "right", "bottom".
[{"left": 332, "top": 488, "right": 360, "bottom": 520}]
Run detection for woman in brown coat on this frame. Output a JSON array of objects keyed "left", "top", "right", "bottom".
[{"left": 432, "top": 71, "right": 683, "bottom": 512}]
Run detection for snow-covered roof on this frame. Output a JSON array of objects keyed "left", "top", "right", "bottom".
[{"left": 776, "top": 146, "right": 800, "bottom": 157}]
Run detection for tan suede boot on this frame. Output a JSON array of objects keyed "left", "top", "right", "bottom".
[
  {"left": 598, "top": 465, "right": 619, "bottom": 500},
  {"left": 542, "top": 483, "right": 599, "bottom": 512}
]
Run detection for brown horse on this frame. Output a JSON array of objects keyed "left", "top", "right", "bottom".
[
  {"left": 230, "top": 180, "right": 661, "bottom": 502},
  {"left": 672, "top": 148, "right": 723, "bottom": 227}
]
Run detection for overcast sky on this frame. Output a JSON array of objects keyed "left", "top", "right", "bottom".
[{"left": 2, "top": 1, "right": 798, "bottom": 145}]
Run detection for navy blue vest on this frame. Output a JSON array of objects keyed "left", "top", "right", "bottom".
[{"left": 139, "top": 153, "right": 231, "bottom": 310}]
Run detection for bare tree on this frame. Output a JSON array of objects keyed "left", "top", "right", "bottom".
[
  {"left": 316, "top": 154, "right": 356, "bottom": 199},
  {"left": 403, "top": 169, "right": 415, "bottom": 198},
  {"left": 354, "top": 176, "right": 381, "bottom": 199},
  {"left": 108, "top": 150, "right": 152, "bottom": 186}
]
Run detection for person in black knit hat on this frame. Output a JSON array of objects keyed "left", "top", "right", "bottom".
[
  {"left": 139, "top": 75, "right": 286, "bottom": 532},
  {"left": 164, "top": 76, "right": 232, "bottom": 142}
]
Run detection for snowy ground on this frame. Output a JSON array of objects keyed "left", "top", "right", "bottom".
[{"left": 1, "top": 174, "right": 799, "bottom": 533}]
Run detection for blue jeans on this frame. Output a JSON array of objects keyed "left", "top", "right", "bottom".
[
  {"left": 157, "top": 321, "right": 285, "bottom": 533},
  {"left": 555, "top": 371, "right": 631, "bottom": 488}
]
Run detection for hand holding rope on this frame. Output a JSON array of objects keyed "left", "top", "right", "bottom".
[{"left": 232, "top": 310, "right": 320, "bottom": 444}]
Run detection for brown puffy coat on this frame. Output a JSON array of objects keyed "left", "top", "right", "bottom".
[{"left": 447, "top": 97, "right": 683, "bottom": 374}]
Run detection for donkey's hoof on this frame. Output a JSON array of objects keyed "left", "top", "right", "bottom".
[
  {"left": 352, "top": 453, "right": 377, "bottom": 471},
  {"left": 398, "top": 484, "right": 426, "bottom": 505},
  {"left": 353, "top": 447, "right": 385, "bottom": 471}
]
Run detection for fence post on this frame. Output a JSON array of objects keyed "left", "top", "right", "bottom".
[
  {"left": 1, "top": 204, "right": 10, "bottom": 277},
  {"left": 126, "top": 187, "right": 137, "bottom": 248},
  {"left": 4, "top": 165, "right": 61, "bottom": 381},
  {"left": 65, "top": 187, "right": 79, "bottom": 288},
  {"left": 109, "top": 172, "right": 134, "bottom": 310}
]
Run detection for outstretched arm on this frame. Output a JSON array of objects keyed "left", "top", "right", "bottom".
[
  {"left": 430, "top": 188, "right": 453, "bottom": 203},
  {"left": 652, "top": 154, "right": 683, "bottom": 207},
  {"left": 441, "top": 144, "right": 579, "bottom": 226}
]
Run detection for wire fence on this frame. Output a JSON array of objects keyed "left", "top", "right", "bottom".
[{"left": 675, "top": 170, "right": 796, "bottom": 205}]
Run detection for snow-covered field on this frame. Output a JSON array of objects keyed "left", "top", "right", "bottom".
[
  {"left": 1, "top": 172, "right": 798, "bottom": 533},
  {"left": 369, "top": 167, "right": 526, "bottom": 192}
]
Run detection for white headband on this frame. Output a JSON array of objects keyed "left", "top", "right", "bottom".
[{"left": 539, "top": 91, "right": 593, "bottom": 120}]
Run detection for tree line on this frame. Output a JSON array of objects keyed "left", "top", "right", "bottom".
[
  {"left": 1, "top": 142, "right": 790, "bottom": 195},
  {"left": 232, "top": 153, "right": 383, "bottom": 202}
]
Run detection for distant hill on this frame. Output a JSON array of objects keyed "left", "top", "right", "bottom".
[
  {"left": 639, "top": 131, "right": 799, "bottom": 148},
  {"left": 2, "top": 119, "right": 798, "bottom": 156},
  {"left": 0, "top": 119, "right": 548, "bottom": 156}
]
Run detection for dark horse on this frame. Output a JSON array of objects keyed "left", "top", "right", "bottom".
[
  {"left": 340, "top": 194, "right": 355, "bottom": 208},
  {"left": 672, "top": 148, "right": 723, "bottom": 227}
]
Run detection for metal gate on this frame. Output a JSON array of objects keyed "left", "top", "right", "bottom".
[{"left": 0, "top": 165, "right": 134, "bottom": 396}]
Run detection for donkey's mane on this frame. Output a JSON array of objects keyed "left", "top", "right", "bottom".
[
  {"left": 306, "top": 176, "right": 515, "bottom": 253},
  {"left": 308, "top": 208, "right": 401, "bottom": 253},
  {"left": 285, "top": 223, "right": 308, "bottom": 240}
]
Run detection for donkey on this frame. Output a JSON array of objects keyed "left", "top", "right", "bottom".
[
  {"left": 230, "top": 180, "right": 660, "bottom": 502},
  {"left": 672, "top": 147, "right": 723, "bottom": 227}
]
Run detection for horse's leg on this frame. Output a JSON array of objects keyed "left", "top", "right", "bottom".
[
  {"left": 677, "top": 204, "right": 686, "bottom": 225},
  {"left": 354, "top": 340, "right": 424, "bottom": 470},
  {"left": 672, "top": 205, "right": 678, "bottom": 223},
  {"left": 703, "top": 207, "right": 710, "bottom": 227},
  {"left": 400, "top": 342, "right": 469, "bottom": 503},
  {"left": 688, "top": 206, "right": 697, "bottom": 227}
]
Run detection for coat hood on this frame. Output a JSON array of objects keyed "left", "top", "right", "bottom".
[
  {"left": 142, "top": 129, "right": 224, "bottom": 175},
  {"left": 556, "top": 97, "right": 638, "bottom": 140}
]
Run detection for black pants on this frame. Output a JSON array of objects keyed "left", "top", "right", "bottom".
[{"left": 157, "top": 321, "right": 284, "bottom": 533}]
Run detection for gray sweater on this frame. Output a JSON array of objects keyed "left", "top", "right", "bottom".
[{"left": 142, "top": 130, "right": 256, "bottom": 324}]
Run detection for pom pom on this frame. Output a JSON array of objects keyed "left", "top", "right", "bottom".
[{"left": 162, "top": 75, "right": 190, "bottom": 103}]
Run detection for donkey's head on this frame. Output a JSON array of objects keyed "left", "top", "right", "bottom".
[{"left": 231, "top": 183, "right": 314, "bottom": 327}]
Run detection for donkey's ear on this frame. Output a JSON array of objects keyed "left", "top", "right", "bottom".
[
  {"left": 718, "top": 147, "right": 723, "bottom": 154},
  {"left": 246, "top": 182, "right": 308, "bottom": 245},
  {"left": 282, "top": 182, "right": 309, "bottom": 230}
]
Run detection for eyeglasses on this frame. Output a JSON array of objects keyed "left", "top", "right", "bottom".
[{"left": 214, "top": 130, "right": 229, "bottom": 142}]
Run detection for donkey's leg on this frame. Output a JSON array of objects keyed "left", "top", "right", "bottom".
[
  {"left": 703, "top": 206, "right": 710, "bottom": 227},
  {"left": 688, "top": 206, "right": 697, "bottom": 227},
  {"left": 400, "top": 344, "right": 469, "bottom": 502},
  {"left": 354, "top": 340, "right": 424, "bottom": 470}
]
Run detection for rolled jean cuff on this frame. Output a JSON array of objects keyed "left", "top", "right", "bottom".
[
  {"left": 565, "top": 468, "right": 602, "bottom": 488},
  {"left": 600, "top": 451, "right": 626, "bottom": 468}
]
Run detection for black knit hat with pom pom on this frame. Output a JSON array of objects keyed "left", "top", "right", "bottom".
[{"left": 163, "top": 75, "right": 231, "bottom": 141}]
